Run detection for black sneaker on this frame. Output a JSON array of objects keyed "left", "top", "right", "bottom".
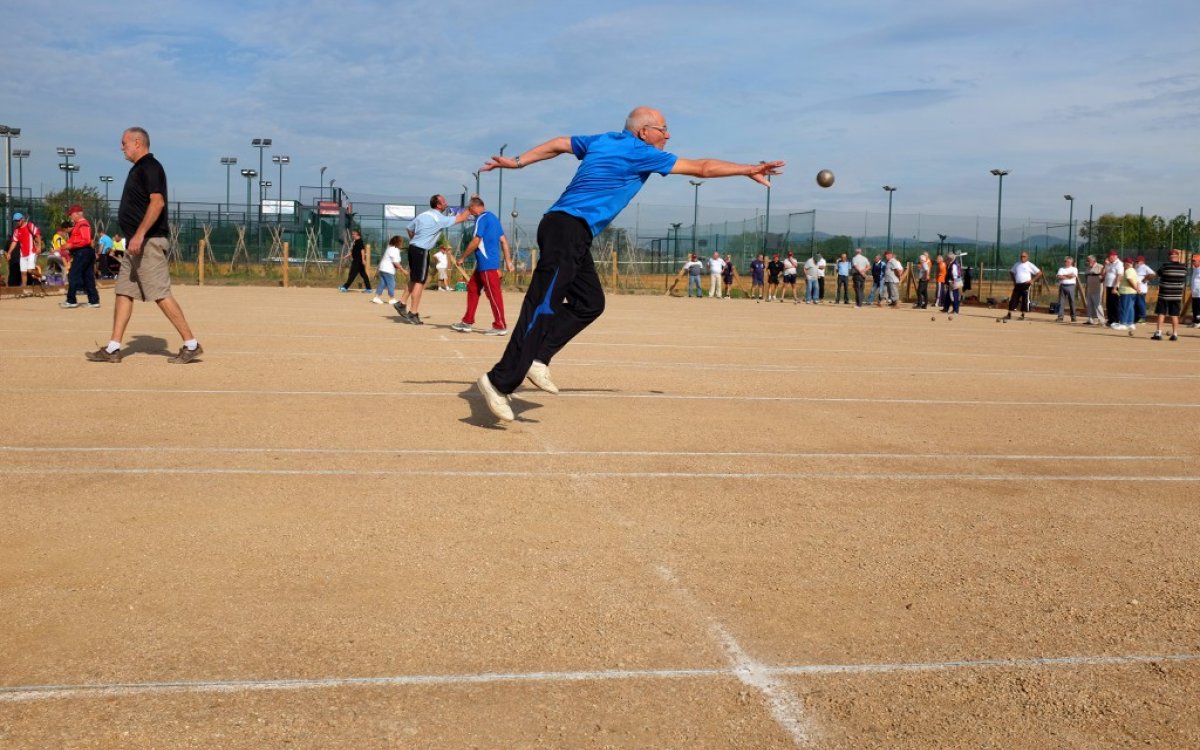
[
  {"left": 84, "top": 346, "right": 122, "bottom": 363},
  {"left": 1169, "top": 334, "right": 1178, "bottom": 342},
  {"left": 408, "top": 312, "right": 423, "bottom": 326},
  {"left": 168, "top": 344, "right": 204, "bottom": 364},
  {"left": 1151, "top": 331, "right": 1163, "bottom": 340},
  {"left": 393, "top": 300, "right": 407, "bottom": 315}
]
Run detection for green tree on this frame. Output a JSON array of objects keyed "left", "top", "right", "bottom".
[{"left": 41, "top": 185, "right": 108, "bottom": 233}]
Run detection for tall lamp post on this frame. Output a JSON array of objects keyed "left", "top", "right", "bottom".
[
  {"left": 251, "top": 138, "right": 272, "bottom": 226},
  {"left": 990, "top": 169, "right": 1009, "bottom": 282},
  {"left": 100, "top": 175, "right": 114, "bottom": 218},
  {"left": 12, "top": 148, "right": 30, "bottom": 205},
  {"left": 689, "top": 180, "right": 703, "bottom": 254},
  {"left": 220, "top": 157, "right": 238, "bottom": 207},
  {"left": 1, "top": 125, "right": 18, "bottom": 236},
  {"left": 471, "top": 170, "right": 481, "bottom": 197},
  {"left": 883, "top": 185, "right": 897, "bottom": 252},
  {"left": 59, "top": 163, "right": 80, "bottom": 198},
  {"left": 1063, "top": 194, "right": 1075, "bottom": 264},
  {"left": 240, "top": 168, "right": 257, "bottom": 223},
  {"left": 272, "top": 155, "right": 290, "bottom": 223},
  {"left": 319, "top": 166, "right": 327, "bottom": 201},
  {"left": 670, "top": 222, "right": 682, "bottom": 270},
  {"left": 56, "top": 146, "right": 76, "bottom": 194}
]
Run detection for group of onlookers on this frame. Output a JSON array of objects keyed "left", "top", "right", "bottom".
[{"left": 5, "top": 208, "right": 125, "bottom": 302}]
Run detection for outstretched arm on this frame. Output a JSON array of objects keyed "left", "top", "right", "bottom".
[
  {"left": 671, "top": 159, "right": 784, "bottom": 187},
  {"left": 481, "top": 137, "right": 574, "bottom": 172}
]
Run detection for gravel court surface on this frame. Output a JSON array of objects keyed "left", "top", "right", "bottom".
[{"left": 2, "top": 285, "right": 1199, "bottom": 748}]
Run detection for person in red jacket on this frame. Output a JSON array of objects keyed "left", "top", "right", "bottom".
[
  {"left": 61, "top": 204, "right": 99, "bottom": 308},
  {"left": 6, "top": 212, "right": 43, "bottom": 294}
]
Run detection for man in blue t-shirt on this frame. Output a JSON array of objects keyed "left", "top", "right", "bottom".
[
  {"left": 472, "top": 106, "right": 784, "bottom": 421},
  {"left": 451, "top": 196, "right": 514, "bottom": 336}
]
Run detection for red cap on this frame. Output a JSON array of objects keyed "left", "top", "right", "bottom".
[
  {"left": 68, "top": 204, "right": 83, "bottom": 215},
  {"left": 1107, "top": 250, "right": 1118, "bottom": 257},
  {"left": 1136, "top": 255, "right": 1145, "bottom": 263}
]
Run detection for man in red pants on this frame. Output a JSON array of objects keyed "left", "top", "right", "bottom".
[{"left": 451, "top": 196, "right": 514, "bottom": 336}]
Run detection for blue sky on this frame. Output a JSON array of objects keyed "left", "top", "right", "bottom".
[{"left": 5, "top": 0, "right": 1199, "bottom": 227}]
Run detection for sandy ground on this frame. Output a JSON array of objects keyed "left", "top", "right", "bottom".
[{"left": 1, "top": 284, "right": 1198, "bottom": 748}]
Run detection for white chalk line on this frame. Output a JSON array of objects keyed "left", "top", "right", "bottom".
[
  {"left": 2, "top": 653, "right": 1196, "bottom": 705},
  {"left": 0, "top": 446, "right": 1179, "bottom": 462},
  {"left": 30, "top": 386, "right": 1200, "bottom": 409},
  {"left": 654, "top": 563, "right": 814, "bottom": 746},
  {"left": 3, "top": 467, "right": 1198, "bottom": 481}
]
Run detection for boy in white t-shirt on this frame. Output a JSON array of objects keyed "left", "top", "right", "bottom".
[
  {"left": 1055, "top": 256, "right": 1078, "bottom": 322},
  {"left": 434, "top": 245, "right": 452, "bottom": 291},
  {"left": 372, "top": 235, "right": 408, "bottom": 305}
]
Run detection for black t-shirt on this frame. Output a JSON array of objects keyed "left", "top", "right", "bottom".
[
  {"left": 1156, "top": 261, "right": 1188, "bottom": 301},
  {"left": 767, "top": 260, "right": 784, "bottom": 278},
  {"left": 351, "top": 238, "right": 365, "bottom": 262},
  {"left": 119, "top": 153, "right": 169, "bottom": 238}
]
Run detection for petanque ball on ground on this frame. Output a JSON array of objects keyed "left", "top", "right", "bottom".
[{"left": 816, "top": 169, "right": 835, "bottom": 188}]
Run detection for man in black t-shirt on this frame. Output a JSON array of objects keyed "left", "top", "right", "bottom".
[
  {"left": 340, "top": 229, "right": 371, "bottom": 292},
  {"left": 1150, "top": 248, "right": 1187, "bottom": 341},
  {"left": 85, "top": 127, "right": 203, "bottom": 364}
]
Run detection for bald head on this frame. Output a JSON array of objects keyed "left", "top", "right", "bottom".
[{"left": 626, "top": 106, "right": 663, "bottom": 132}]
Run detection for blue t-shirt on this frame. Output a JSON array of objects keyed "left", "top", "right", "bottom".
[
  {"left": 471, "top": 211, "right": 505, "bottom": 272},
  {"left": 837, "top": 260, "right": 851, "bottom": 276},
  {"left": 98, "top": 234, "right": 113, "bottom": 254},
  {"left": 750, "top": 259, "right": 765, "bottom": 282},
  {"left": 547, "top": 130, "right": 678, "bottom": 237}
]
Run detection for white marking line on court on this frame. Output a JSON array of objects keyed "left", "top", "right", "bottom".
[
  {"left": 0, "top": 446, "right": 1178, "bottom": 462},
  {"left": 655, "top": 564, "right": 814, "bottom": 746},
  {"left": 4, "top": 467, "right": 1200, "bottom": 481},
  {"left": 31, "top": 386, "right": 1200, "bottom": 409},
  {"left": 2, "top": 653, "right": 1196, "bottom": 705}
]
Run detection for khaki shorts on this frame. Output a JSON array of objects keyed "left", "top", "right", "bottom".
[{"left": 116, "top": 237, "right": 173, "bottom": 302}]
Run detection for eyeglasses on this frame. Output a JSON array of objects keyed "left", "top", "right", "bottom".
[{"left": 644, "top": 124, "right": 669, "bottom": 134}]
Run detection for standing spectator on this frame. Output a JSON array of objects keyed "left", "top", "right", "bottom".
[
  {"left": 802, "top": 254, "right": 821, "bottom": 303},
  {"left": 434, "top": 244, "right": 452, "bottom": 291},
  {"left": 339, "top": 228, "right": 372, "bottom": 293},
  {"left": 882, "top": 250, "right": 903, "bottom": 307},
  {"left": 1133, "top": 255, "right": 1154, "bottom": 323},
  {"left": 720, "top": 253, "right": 735, "bottom": 298},
  {"left": 472, "top": 105, "right": 781, "bottom": 421},
  {"left": 680, "top": 253, "right": 704, "bottom": 298},
  {"left": 451, "top": 195, "right": 514, "bottom": 335},
  {"left": 766, "top": 253, "right": 783, "bottom": 301},
  {"left": 1112, "top": 256, "right": 1140, "bottom": 332},
  {"left": 749, "top": 253, "right": 765, "bottom": 301},
  {"left": 815, "top": 253, "right": 827, "bottom": 301},
  {"left": 707, "top": 251, "right": 725, "bottom": 298},
  {"left": 371, "top": 235, "right": 406, "bottom": 305},
  {"left": 61, "top": 204, "right": 99, "bottom": 309},
  {"left": 913, "top": 252, "right": 931, "bottom": 309},
  {"left": 395, "top": 195, "right": 469, "bottom": 324},
  {"left": 850, "top": 247, "right": 869, "bottom": 307},
  {"left": 6, "top": 212, "right": 43, "bottom": 294},
  {"left": 1055, "top": 257, "right": 1079, "bottom": 322},
  {"left": 1191, "top": 253, "right": 1200, "bottom": 327},
  {"left": 940, "top": 251, "right": 962, "bottom": 314},
  {"left": 1004, "top": 250, "right": 1041, "bottom": 320},
  {"left": 96, "top": 231, "right": 114, "bottom": 278},
  {"left": 1103, "top": 250, "right": 1123, "bottom": 326},
  {"left": 1150, "top": 248, "right": 1187, "bottom": 341},
  {"left": 867, "top": 254, "right": 885, "bottom": 306},
  {"left": 1083, "top": 254, "right": 1105, "bottom": 325},
  {"left": 780, "top": 251, "right": 800, "bottom": 302},
  {"left": 85, "top": 126, "right": 202, "bottom": 363},
  {"left": 112, "top": 233, "right": 126, "bottom": 257},
  {"left": 934, "top": 253, "right": 947, "bottom": 309},
  {"left": 834, "top": 252, "right": 851, "bottom": 305}
]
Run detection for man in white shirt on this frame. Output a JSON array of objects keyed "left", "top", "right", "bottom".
[
  {"left": 1134, "top": 255, "right": 1154, "bottom": 323},
  {"left": 802, "top": 255, "right": 821, "bottom": 303},
  {"left": 780, "top": 251, "right": 800, "bottom": 303},
  {"left": 1102, "top": 250, "right": 1123, "bottom": 326},
  {"left": 814, "top": 253, "right": 827, "bottom": 301},
  {"left": 1055, "top": 256, "right": 1078, "bottom": 322},
  {"left": 707, "top": 251, "right": 726, "bottom": 298},
  {"left": 1004, "top": 251, "right": 1042, "bottom": 320},
  {"left": 850, "top": 248, "right": 870, "bottom": 306},
  {"left": 882, "top": 250, "right": 903, "bottom": 306}
]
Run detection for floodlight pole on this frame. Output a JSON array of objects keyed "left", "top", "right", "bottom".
[
  {"left": 690, "top": 180, "right": 703, "bottom": 254},
  {"left": 883, "top": 186, "right": 897, "bottom": 252},
  {"left": 497, "top": 144, "right": 507, "bottom": 231},
  {"left": 990, "top": 169, "right": 1009, "bottom": 280},
  {"left": 240, "top": 168, "right": 257, "bottom": 223},
  {"left": 762, "top": 162, "right": 771, "bottom": 254},
  {"left": 273, "top": 155, "right": 290, "bottom": 225},
  {"left": 220, "top": 157, "right": 238, "bottom": 207},
  {"left": 251, "top": 138, "right": 272, "bottom": 227},
  {"left": 1, "top": 126, "right": 17, "bottom": 236},
  {"left": 1064, "top": 194, "right": 1075, "bottom": 264}
]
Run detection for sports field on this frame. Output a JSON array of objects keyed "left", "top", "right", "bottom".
[{"left": 2, "top": 285, "right": 1198, "bottom": 748}]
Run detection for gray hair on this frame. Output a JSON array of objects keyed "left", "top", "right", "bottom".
[{"left": 125, "top": 126, "right": 150, "bottom": 147}]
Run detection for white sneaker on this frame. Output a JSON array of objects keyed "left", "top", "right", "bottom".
[
  {"left": 450, "top": 321, "right": 473, "bottom": 333},
  {"left": 388, "top": 299, "right": 398, "bottom": 305},
  {"left": 476, "top": 374, "right": 513, "bottom": 421},
  {"left": 482, "top": 328, "right": 508, "bottom": 336},
  {"left": 371, "top": 296, "right": 383, "bottom": 304},
  {"left": 526, "top": 360, "right": 559, "bottom": 395}
]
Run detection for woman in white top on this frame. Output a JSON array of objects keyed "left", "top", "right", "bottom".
[{"left": 372, "top": 235, "right": 408, "bottom": 305}]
